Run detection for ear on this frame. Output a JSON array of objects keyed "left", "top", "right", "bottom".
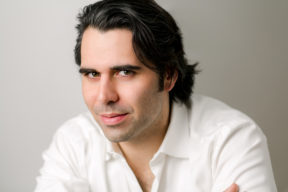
[{"left": 164, "top": 71, "right": 178, "bottom": 91}]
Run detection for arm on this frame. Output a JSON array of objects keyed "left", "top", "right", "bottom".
[{"left": 211, "top": 118, "right": 277, "bottom": 192}]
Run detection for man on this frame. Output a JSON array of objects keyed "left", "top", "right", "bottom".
[{"left": 35, "top": 0, "right": 277, "bottom": 191}]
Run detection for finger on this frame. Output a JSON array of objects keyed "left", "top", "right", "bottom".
[{"left": 224, "top": 183, "right": 239, "bottom": 192}]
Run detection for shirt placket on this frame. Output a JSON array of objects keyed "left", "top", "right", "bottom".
[
  {"left": 118, "top": 155, "right": 143, "bottom": 192},
  {"left": 150, "top": 153, "right": 166, "bottom": 192}
]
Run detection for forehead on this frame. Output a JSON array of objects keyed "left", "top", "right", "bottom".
[{"left": 81, "top": 27, "right": 140, "bottom": 68}]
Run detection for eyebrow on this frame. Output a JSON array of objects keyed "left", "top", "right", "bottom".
[
  {"left": 111, "top": 65, "right": 141, "bottom": 71},
  {"left": 79, "top": 68, "right": 98, "bottom": 74},
  {"left": 79, "top": 65, "right": 142, "bottom": 74}
]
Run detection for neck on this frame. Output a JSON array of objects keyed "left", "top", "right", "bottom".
[
  {"left": 117, "top": 125, "right": 168, "bottom": 162},
  {"left": 117, "top": 98, "right": 171, "bottom": 163},
  {"left": 115, "top": 97, "right": 172, "bottom": 192}
]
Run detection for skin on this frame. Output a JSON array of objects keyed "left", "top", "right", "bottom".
[
  {"left": 80, "top": 27, "right": 176, "bottom": 191},
  {"left": 225, "top": 183, "right": 239, "bottom": 192},
  {"left": 80, "top": 27, "right": 238, "bottom": 192},
  {"left": 80, "top": 27, "right": 174, "bottom": 145}
]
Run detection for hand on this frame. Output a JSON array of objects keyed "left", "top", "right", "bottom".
[{"left": 224, "top": 183, "right": 239, "bottom": 192}]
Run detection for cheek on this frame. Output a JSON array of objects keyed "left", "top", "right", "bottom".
[
  {"left": 118, "top": 78, "right": 152, "bottom": 99},
  {"left": 117, "top": 84, "right": 138, "bottom": 106},
  {"left": 82, "top": 82, "right": 96, "bottom": 109},
  {"left": 118, "top": 78, "right": 160, "bottom": 109}
]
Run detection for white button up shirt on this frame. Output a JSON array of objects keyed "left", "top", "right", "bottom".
[{"left": 35, "top": 95, "right": 277, "bottom": 192}]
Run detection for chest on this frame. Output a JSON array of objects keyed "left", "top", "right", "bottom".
[
  {"left": 88, "top": 155, "right": 213, "bottom": 192},
  {"left": 134, "top": 168, "right": 154, "bottom": 192}
]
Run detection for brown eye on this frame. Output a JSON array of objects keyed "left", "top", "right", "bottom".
[
  {"left": 87, "top": 72, "right": 99, "bottom": 78},
  {"left": 118, "top": 70, "right": 134, "bottom": 77}
]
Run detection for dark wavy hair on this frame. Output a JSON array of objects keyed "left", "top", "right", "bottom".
[{"left": 74, "top": 0, "right": 198, "bottom": 107}]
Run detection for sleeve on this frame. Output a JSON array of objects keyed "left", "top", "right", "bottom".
[
  {"left": 211, "top": 118, "right": 277, "bottom": 192},
  {"left": 34, "top": 128, "right": 90, "bottom": 192}
]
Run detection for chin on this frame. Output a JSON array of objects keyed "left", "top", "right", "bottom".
[
  {"left": 106, "top": 135, "right": 131, "bottom": 143},
  {"left": 103, "top": 128, "right": 135, "bottom": 143}
]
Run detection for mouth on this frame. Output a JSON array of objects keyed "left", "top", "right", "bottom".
[{"left": 99, "top": 113, "right": 128, "bottom": 126}]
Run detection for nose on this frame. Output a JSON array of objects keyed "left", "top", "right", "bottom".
[{"left": 97, "top": 76, "right": 119, "bottom": 105}]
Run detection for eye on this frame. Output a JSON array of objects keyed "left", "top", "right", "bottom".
[
  {"left": 87, "top": 72, "right": 99, "bottom": 78},
  {"left": 117, "top": 70, "right": 135, "bottom": 77}
]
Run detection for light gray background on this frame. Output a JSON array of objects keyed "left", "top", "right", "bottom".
[{"left": 0, "top": 0, "right": 287, "bottom": 191}]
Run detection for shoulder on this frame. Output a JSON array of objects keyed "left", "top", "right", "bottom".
[
  {"left": 188, "top": 94, "right": 265, "bottom": 140},
  {"left": 187, "top": 95, "right": 276, "bottom": 191},
  {"left": 54, "top": 112, "right": 104, "bottom": 144},
  {"left": 45, "top": 112, "right": 106, "bottom": 166}
]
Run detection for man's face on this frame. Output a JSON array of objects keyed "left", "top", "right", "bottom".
[{"left": 80, "top": 27, "right": 171, "bottom": 143}]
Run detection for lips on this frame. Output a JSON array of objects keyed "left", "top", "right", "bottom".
[{"left": 100, "top": 113, "right": 128, "bottom": 126}]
